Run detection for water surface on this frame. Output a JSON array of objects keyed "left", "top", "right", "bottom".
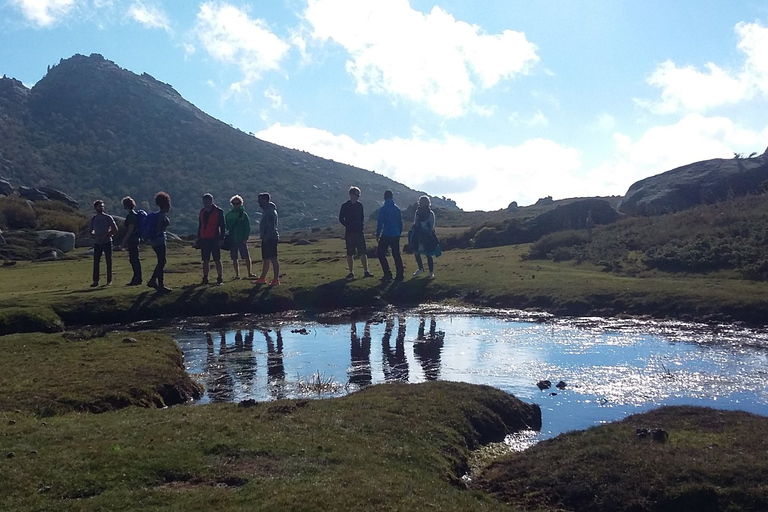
[{"left": 173, "top": 306, "right": 768, "bottom": 446}]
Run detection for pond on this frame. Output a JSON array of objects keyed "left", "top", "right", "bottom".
[{"left": 172, "top": 306, "right": 768, "bottom": 448}]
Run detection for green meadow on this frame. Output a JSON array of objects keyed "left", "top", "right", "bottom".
[{"left": 3, "top": 232, "right": 768, "bottom": 510}]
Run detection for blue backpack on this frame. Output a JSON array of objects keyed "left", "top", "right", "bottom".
[{"left": 139, "top": 211, "right": 160, "bottom": 242}]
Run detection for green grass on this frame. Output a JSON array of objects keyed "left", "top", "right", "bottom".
[
  {"left": 2, "top": 234, "right": 768, "bottom": 333},
  {"left": 0, "top": 379, "right": 538, "bottom": 511},
  {"left": 474, "top": 406, "right": 768, "bottom": 512}
]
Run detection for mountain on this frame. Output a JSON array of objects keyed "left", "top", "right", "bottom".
[
  {"left": 0, "top": 53, "right": 457, "bottom": 233},
  {"left": 619, "top": 151, "right": 768, "bottom": 216}
]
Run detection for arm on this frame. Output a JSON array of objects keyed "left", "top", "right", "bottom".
[
  {"left": 197, "top": 210, "right": 202, "bottom": 238},
  {"left": 338, "top": 203, "right": 346, "bottom": 227},
  {"left": 107, "top": 216, "right": 118, "bottom": 238},
  {"left": 218, "top": 208, "right": 226, "bottom": 239},
  {"left": 376, "top": 208, "right": 384, "bottom": 237},
  {"left": 123, "top": 216, "right": 136, "bottom": 241}
]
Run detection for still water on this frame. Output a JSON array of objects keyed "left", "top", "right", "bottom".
[{"left": 173, "top": 306, "right": 768, "bottom": 445}]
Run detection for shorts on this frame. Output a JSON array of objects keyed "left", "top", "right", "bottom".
[
  {"left": 199, "top": 238, "right": 221, "bottom": 262},
  {"left": 230, "top": 241, "right": 250, "bottom": 261},
  {"left": 345, "top": 232, "right": 367, "bottom": 256},
  {"left": 261, "top": 239, "right": 278, "bottom": 259}
]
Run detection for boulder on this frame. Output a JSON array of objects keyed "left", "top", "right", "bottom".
[
  {"left": 37, "top": 249, "right": 61, "bottom": 261},
  {"left": 0, "top": 178, "right": 13, "bottom": 196},
  {"left": 525, "top": 198, "right": 620, "bottom": 239},
  {"left": 0, "top": 229, "right": 5, "bottom": 245},
  {"left": 37, "top": 187, "right": 79, "bottom": 208},
  {"left": 620, "top": 155, "right": 768, "bottom": 216},
  {"left": 18, "top": 186, "right": 48, "bottom": 202},
  {"left": 35, "top": 230, "right": 76, "bottom": 253}
]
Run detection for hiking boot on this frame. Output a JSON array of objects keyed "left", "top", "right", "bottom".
[
  {"left": 363, "top": 271, "right": 374, "bottom": 278},
  {"left": 201, "top": 277, "right": 209, "bottom": 285},
  {"left": 429, "top": 272, "right": 435, "bottom": 278},
  {"left": 247, "top": 273, "right": 257, "bottom": 278},
  {"left": 251, "top": 277, "right": 267, "bottom": 284},
  {"left": 157, "top": 285, "right": 172, "bottom": 293},
  {"left": 233, "top": 275, "right": 241, "bottom": 280},
  {"left": 269, "top": 279, "right": 280, "bottom": 286},
  {"left": 216, "top": 276, "right": 223, "bottom": 285},
  {"left": 147, "top": 280, "right": 157, "bottom": 289},
  {"left": 381, "top": 274, "right": 393, "bottom": 282},
  {"left": 412, "top": 269, "right": 424, "bottom": 277},
  {"left": 345, "top": 272, "right": 354, "bottom": 279},
  {"left": 126, "top": 280, "right": 142, "bottom": 286},
  {"left": 90, "top": 281, "right": 99, "bottom": 288},
  {"left": 394, "top": 274, "right": 404, "bottom": 281},
  {"left": 106, "top": 280, "right": 112, "bottom": 286}
]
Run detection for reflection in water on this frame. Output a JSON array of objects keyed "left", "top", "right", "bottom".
[
  {"left": 413, "top": 315, "right": 445, "bottom": 381},
  {"left": 382, "top": 315, "right": 409, "bottom": 382},
  {"left": 264, "top": 328, "right": 286, "bottom": 399},
  {"left": 175, "top": 308, "right": 768, "bottom": 445},
  {"left": 349, "top": 321, "right": 373, "bottom": 387}
]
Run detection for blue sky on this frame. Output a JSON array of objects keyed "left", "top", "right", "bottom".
[{"left": 2, "top": 1, "right": 768, "bottom": 211}]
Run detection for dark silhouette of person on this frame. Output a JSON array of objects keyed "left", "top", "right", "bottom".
[
  {"left": 263, "top": 328, "right": 286, "bottom": 399},
  {"left": 205, "top": 331, "right": 235, "bottom": 402},
  {"left": 382, "top": 315, "right": 409, "bottom": 382},
  {"left": 229, "top": 329, "right": 257, "bottom": 397},
  {"left": 348, "top": 321, "right": 373, "bottom": 387},
  {"left": 413, "top": 316, "right": 445, "bottom": 381}
]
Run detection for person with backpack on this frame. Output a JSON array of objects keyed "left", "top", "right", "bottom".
[
  {"left": 252, "top": 192, "right": 280, "bottom": 286},
  {"left": 120, "top": 196, "right": 144, "bottom": 286},
  {"left": 225, "top": 194, "right": 255, "bottom": 280},
  {"left": 375, "top": 190, "right": 404, "bottom": 282},
  {"left": 87, "top": 199, "right": 118, "bottom": 287},
  {"left": 411, "top": 195, "right": 439, "bottom": 278},
  {"left": 146, "top": 191, "right": 171, "bottom": 293},
  {"left": 197, "top": 193, "right": 226, "bottom": 285}
]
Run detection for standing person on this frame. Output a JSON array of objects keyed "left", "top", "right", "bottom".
[
  {"left": 87, "top": 199, "right": 118, "bottom": 287},
  {"left": 197, "top": 193, "right": 226, "bottom": 285},
  {"left": 147, "top": 191, "right": 172, "bottom": 293},
  {"left": 375, "top": 190, "right": 404, "bottom": 281},
  {"left": 412, "top": 195, "right": 438, "bottom": 278},
  {"left": 120, "top": 196, "right": 142, "bottom": 286},
  {"left": 225, "top": 194, "right": 255, "bottom": 279},
  {"left": 252, "top": 192, "right": 280, "bottom": 286},
  {"left": 338, "top": 186, "right": 373, "bottom": 279}
]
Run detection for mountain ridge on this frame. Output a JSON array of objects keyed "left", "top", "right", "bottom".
[{"left": 0, "top": 53, "right": 457, "bottom": 233}]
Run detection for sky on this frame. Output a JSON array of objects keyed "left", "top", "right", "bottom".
[{"left": 2, "top": 1, "right": 768, "bottom": 211}]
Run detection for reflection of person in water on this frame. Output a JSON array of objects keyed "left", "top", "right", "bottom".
[
  {"left": 413, "top": 316, "right": 445, "bottom": 381},
  {"left": 263, "top": 328, "right": 286, "bottom": 399},
  {"left": 205, "top": 331, "right": 235, "bottom": 402},
  {"left": 382, "top": 315, "right": 409, "bottom": 382},
  {"left": 204, "top": 330, "right": 257, "bottom": 402},
  {"left": 348, "top": 321, "right": 373, "bottom": 387}
]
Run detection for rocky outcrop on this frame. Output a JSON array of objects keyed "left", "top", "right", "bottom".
[
  {"left": 526, "top": 198, "right": 620, "bottom": 238},
  {"left": 38, "top": 187, "right": 79, "bottom": 208},
  {"left": 620, "top": 154, "right": 768, "bottom": 216},
  {"left": 0, "top": 178, "right": 13, "bottom": 196},
  {"left": 35, "top": 230, "right": 76, "bottom": 253},
  {"left": 18, "top": 186, "right": 48, "bottom": 201}
]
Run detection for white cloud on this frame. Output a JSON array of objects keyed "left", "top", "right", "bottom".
[
  {"left": 586, "top": 113, "right": 768, "bottom": 196},
  {"left": 194, "top": 2, "right": 290, "bottom": 93},
  {"left": 256, "top": 123, "right": 580, "bottom": 210},
  {"left": 10, "top": 0, "right": 76, "bottom": 27},
  {"left": 641, "top": 19, "right": 768, "bottom": 114},
  {"left": 128, "top": 2, "right": 169, "bottom": 31},
  {"left": 303, "top": 0, "right": 539, "bottom": 117}
]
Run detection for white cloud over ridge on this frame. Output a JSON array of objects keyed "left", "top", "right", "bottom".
[
  {"left": 256, "top": 123, "right": 581, "bottom": 210},
  {"left": 641, "top": 19, "right": 768, "bottom": 114},
  {"left": 10, "top": 0, "right": 76, "bottom": 27},
  {"left": 194, "top": 2, "right": 290, "bottom": 94},
  {"left": 127, "top": 2, "right": 169, "bottom": 31},
  {"left": 303, "top": 0, "right": 539, "bottom": 117}
]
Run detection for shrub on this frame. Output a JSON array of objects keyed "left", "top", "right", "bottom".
[
  {"left": 0, "top": 196, "right": 37, "bottom": 230},
  {"left": 526, "top": 230, "right": 590, "bottom": 260}
]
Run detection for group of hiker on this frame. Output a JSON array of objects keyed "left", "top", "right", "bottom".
[{"left": 87, "top": 186, "right": 440, "bottom": 291}]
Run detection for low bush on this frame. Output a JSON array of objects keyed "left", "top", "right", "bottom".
[
  {"left": 0, "top": 306, "right": 64, "bottom": 335},
  {"left": 0, "top": 195, "right": 37, "bottom": 230}
]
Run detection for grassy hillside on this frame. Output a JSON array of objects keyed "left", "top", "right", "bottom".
[{"left": 0, "top": 54, "right": 456, "bottom": 233}]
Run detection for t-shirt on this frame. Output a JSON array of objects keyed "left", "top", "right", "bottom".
[
  {"left": 124, "top": 210, "right": 140, "bottom": 245},
  {"left": 88, "top": 213, "right": 117, "bottom": 244}
]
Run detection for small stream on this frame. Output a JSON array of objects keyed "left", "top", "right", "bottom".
[{"left": 172, "top": 306, "right": 768, "bottom": 448}]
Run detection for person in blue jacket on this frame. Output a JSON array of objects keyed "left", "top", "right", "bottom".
[{"left": 375, "top": 190, "right": 404, "bottom": 281}]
